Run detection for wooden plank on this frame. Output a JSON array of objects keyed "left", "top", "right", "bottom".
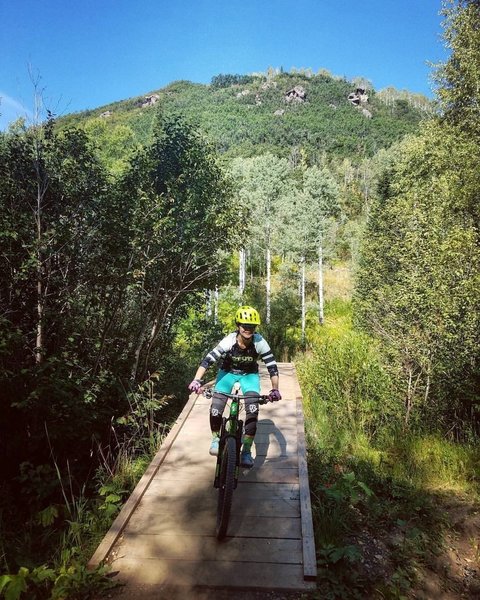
[
  {"left": 256, "top": 422, "right": 297, "bottom": 434},
  {"left": 118, "top": 533, "right": 302, "bottom": 563},
  {"left": 145, "top": 479, "right": 299, "bottom": 500},
  {"left": 293, "top": 363, "right": 318, "bottom": 582},
  {"left": 254, "top": 431, "right": 297, "bottom": 444},
  {"left": 231, "top": 498, "right": 300, "bottom": 518},
  {"left": 127, "top": 512, "right": 302, "bottom": 539},
  {"left": 133, "top": 495, "right": 300, "bottom": 519},
  {"left": 225, "top": 515, "right": 301, "bottom": 539},
  {"left": 239, "top": 465, "right": 298, "bottom": 484},
  {"left": 109, "top": 557, "right": 315, "bottom": 590},
  {"left": 233, "top": 482, "right": 299, "bottom": 500}
]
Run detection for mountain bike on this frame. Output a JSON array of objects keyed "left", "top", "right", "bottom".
[{"left": 203, "top": 384, "right": 274, "bottom": 539}]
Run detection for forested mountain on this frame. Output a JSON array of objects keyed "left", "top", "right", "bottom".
[{"left": 57, "top": 67, "right": 432, "bottom": 172}]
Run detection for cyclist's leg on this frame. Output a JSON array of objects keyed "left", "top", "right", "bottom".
[
  {"left": 211, "top": 370, "right": 235, "bottom": 428},
  {"left": 239, "top": 373, "right": 261, "bottom": 466},
  {"left": 209, "top": 371, "right": 234, "bottom": 455}
]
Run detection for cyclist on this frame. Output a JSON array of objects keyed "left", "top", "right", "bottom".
[{"left": 188, "top": 305, "right": 281, "bottom": 467}]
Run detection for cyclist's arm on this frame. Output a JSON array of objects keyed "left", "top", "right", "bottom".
[
  {"left": 195, "top": 333, "right": 236, "bottom": 379},
  {"left": 270, "top": 373, "right": 279, "bottom": 390},
  {"left": 192, "top": 365, "right": 207, "bottom": 382},
  {"left": 255, "top": 336, "right": 279, "bottom": 380}
]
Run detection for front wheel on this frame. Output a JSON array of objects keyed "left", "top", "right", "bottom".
[{"left": 216, "top": 435, "right": 236, "bottom": 539}]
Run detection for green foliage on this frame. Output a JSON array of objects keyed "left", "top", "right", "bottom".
[
  {"left": 210, "top": 73, "right": 256, "bottom": 88},
  {"left": 81, "top": 117, "right": 138, "bottom": 175},
  {"left": 1, "top": 25, "right": 477, "bottom": 599},
  {"left": 353, "top": 0, "right": 480, "bottom": 438},
  {"left": 297, "top": 301, "right": 398, "bottom": 438},
  {"left": 281, "top": 165, "right": 341, "bottom": 262},
  {"left": 248, "top": 279, "right": 302, "bottom": 361},
  {"left": 434, "top": 0, "right": 480, "bottom": 136},
  {"left": 355, "top": 120, "right": 480, "bottom": 434},
  {"left": 298, "top": 299, "right": 479, "bottom": 598},
  {"left": 0, "top": 562, "right": 115, "bottom": 600},
  {"left": 0, "top": 108, "right": 239, "bottom": 575},
  {"left": 97, "top": 483, "right": 127, "bottom": 520},
  {"left": 119, "top": 111, "right": 239, "bottom": 381}
]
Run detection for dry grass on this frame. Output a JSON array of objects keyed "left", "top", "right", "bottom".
[{"left": 306, "top": 263, "right": 352, "bottom": 302}]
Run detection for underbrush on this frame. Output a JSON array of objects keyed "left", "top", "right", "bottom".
[
  {"left": 296, "top": 299, "right": 479, "bottom": 599},
  {"left": 0, "top": 376, "right": 180, "bottom": 600}
]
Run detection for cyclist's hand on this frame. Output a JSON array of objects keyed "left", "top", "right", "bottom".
[
  {"left": 188, "top": 379, "right": 202, "bottom": 394},
  {"left": 268, "top": 389, "right": 282, "bottom": 402}
]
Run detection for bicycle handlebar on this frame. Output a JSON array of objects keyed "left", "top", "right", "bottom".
[{"left": 202, "top": 388, "right": 277, "bottom": 404}]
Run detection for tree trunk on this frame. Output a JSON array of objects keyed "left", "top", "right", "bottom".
[
  {"left": 206, "top": 289, "right": 212, "bottom": 318},
  {"left": 239, "top": 248, "right": 246, "bottom": 295},
  {"left": 266, "top": 246, "right": 271, "bottom": 324},
  {"left": 214, "top": 285, "right": 219, "bottom": 323},
  {"left": 301, "top": 257, "right": 306, "bottom": 343},
  {"left": 318, "top": 242, "right": 324, "bottom": 325},
  {"left": 130, "top": 319, "right": 150, "bottom": 381},
  {"left": 34, "top": 148, "right": 46, "bottom": 364}
]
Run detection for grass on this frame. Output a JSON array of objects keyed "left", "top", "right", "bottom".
[{"left": 296, "top": 298, "right": 480, "bottom": 598}]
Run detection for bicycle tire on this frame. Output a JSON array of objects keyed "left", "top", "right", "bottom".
[{"left": 216, "top": 435, "right": 236, "bottom": 539}]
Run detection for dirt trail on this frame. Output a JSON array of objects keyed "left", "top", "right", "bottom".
[
  {"left": 412, "top": 497, "right": 480, "bottom": 599},
  {"left": 351, "top": 494, "right": 480, "bottom": 599}
]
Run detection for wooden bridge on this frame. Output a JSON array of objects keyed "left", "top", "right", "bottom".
[{"left": 89, "top": 363, "right": 317, "bottom": 597}]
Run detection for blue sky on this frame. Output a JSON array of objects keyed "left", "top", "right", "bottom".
[{"left": 1, "top": 0, "right": 447, "bottom": 130}]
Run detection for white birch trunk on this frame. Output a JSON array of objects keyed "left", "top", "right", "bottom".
[
  {"left": 239, "top": 248, "right": 246, "bottom": 295},
  {"left": 301, "top": 257, "right": 306, "bottom": 342},
  {"left": 266, "top": 246, "right": 271, "bottom": 324},
  {"left": 318, "top": 243, "right": 324, "bottom": 325},
  {"left": 214, "top": 285, "right": 219, "bottom": 324}
]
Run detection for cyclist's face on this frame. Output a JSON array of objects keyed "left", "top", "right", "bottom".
[{"left": 238, "top": 323, "right": 256, "bottom": 338}]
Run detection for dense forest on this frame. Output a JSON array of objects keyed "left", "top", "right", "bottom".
[{"left": 1, "top": 1, "right": 479, "bottom": 598}]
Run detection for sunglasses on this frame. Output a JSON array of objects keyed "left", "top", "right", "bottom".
[{"left": 239, "top": 323, "right": 257, "bottom": 331}]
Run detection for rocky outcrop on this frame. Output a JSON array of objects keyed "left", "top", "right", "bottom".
[
  {"left": 348, "top": 88, "right": 372, "bottom": 118},
  {"left": 138, "top": 94, "right": 160, "bottom": 108},
  {"left": 348, "top": 88, "right": 369, "bottom": 106},
  {"left": 285, "top": 86, "right": 307, "bottom": 103}
]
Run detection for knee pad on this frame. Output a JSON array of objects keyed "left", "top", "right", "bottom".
[
  {"left": 210, "top": 392, "right": 228, "bottom": 432},
  {"left": 244, "top": 391, "right": 259, "bottom": 437}
]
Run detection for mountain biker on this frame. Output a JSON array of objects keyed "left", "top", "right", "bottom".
[{"left": 188, "top": 305, "right": 281, "bottom": 468}]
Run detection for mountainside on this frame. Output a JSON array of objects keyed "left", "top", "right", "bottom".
[{"left": 58, "top": 69, "right": 433, "bottom": 168}]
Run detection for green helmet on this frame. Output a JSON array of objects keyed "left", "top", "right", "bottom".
[{"left": 235, "top": 305, "right": 261, "bottom": 325}]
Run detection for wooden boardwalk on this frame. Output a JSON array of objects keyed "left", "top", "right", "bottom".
[{"left": 89, "top": 362, "right": 316, "bottom": 597}]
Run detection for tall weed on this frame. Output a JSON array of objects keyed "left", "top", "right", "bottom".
[{"left": 298, "top": 301, "right": 399, "bottom": 440}]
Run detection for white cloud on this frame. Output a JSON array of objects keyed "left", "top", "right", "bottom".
[{"left": 0, "top": 92, "right": 33, "bottom": 130}]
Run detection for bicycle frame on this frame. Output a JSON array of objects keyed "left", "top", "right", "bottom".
[
  {"left": 213, "top": 384, "right": 243, "bottom": 489},
  {"left": 204, "top": 384, "right": 270, "bottom": 488},
  {"left": 203, "top": 384, "right": 272, "bottom": 539}
]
